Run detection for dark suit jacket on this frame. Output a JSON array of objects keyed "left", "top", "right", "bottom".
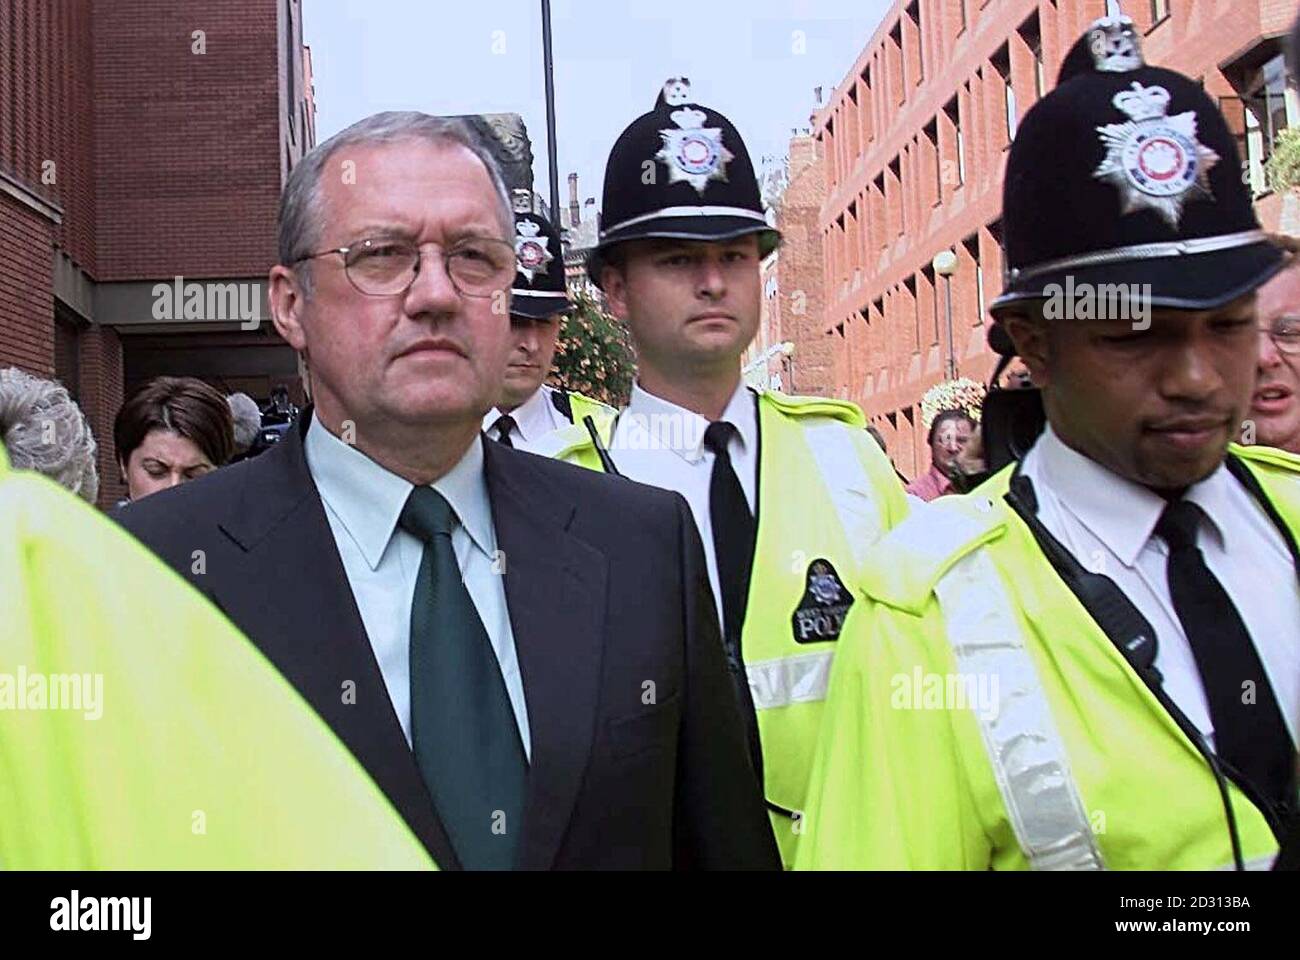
[{"left": 117, "top": 415, "right": 778, "bottom": 870}]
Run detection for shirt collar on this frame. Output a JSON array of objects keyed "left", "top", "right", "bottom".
[
  {"left": 306, "top": 415, "right": 494, "bottom": 569},
  {"left": 1034, "top": 423, "right": 1231, "bottom": 566},
  {"left": 482, "top": 384, "right": 557, "bottom": 444},
  {"left": 623, "top": 379, "right": 756, "bottom": 464}
]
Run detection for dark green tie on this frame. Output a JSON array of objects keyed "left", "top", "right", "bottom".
[{"left": 400, "top": 486, "right": 526, "bottom": 870}]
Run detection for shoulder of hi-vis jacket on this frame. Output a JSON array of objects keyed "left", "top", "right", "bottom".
[
  {"left": 0, "top": 445, "right": 434, "bottom": 869},
  {"left": 758, "top": 390, "right": 867, "bottom": 428},
  {"left": 1231, "top": 442, "right": 1300, "bottom": 475},
  {"left": 857, "top": 473, "right": 1013, "bottom": 616}
]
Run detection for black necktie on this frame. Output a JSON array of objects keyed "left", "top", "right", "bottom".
[
  {"left": 1156, "top": 499, "right": 1294, "bottom": 816},
  {"left": 400, "top": 487, "right": 526, "bottom": 870},
  {"left": 703, "top": 421, "right": 763, "bottom": 779},
  {"left": 493, "top": 415, "right": 516, "bottom": 448}
]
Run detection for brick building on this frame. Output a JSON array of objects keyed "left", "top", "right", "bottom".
[
  {"left": 0, "top": 0, "right": 314, "bottom": 505},
  {"left": 812, "top": 0, "right": 1299, "bottom": 480},
  {"left": 743, "top": 134, "right": 834, "bottom": 394}
]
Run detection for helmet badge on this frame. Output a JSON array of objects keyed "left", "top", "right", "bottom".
[
  {"left": 656, "top": 104, "right": 734, "bottom": 196},
  {"left": 1094, "top": 82, "right": 1219, "bottom": 228},
  {"left": 514, "top": 219, "right": 553, "bottom": 281}
]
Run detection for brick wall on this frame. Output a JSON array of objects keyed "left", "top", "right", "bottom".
[
  {"left": 93, "top": 0, "right": 282, "bottom": 280},
  {"left": 79, "top": 324, "right": 124, "bottom": 505},
  {"left": 780, "top": 135, "right": 835, "bottom": 396},
  {"left": 0, "top": 193, "right": 56, "bottom": 376}
]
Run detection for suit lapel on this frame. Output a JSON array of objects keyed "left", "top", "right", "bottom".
[
  {"left": 215, "top": 416, "right": 462, "bottom": 869},
  {"left": 483, "top": 439, "right": 608, "bottom": 870}
]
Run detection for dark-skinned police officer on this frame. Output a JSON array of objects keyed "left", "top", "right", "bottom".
[
  {"left": 483, "top": 190, "right": 614, "bottom": 462},
  {"left": 562, "top": 77, "right": 909, "bottom": 866},
  {"left": 799, "top": 10, "right": 1300, "bottom": 870}
]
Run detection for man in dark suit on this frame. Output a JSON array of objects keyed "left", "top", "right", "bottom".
[{"left": 118, "top": 111, "right": 776, "bottom": 871}]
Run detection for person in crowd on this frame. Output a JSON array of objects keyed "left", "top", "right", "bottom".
[
  {"left": 0, "top": 366, "right": 99, "bottom": 503},
  {"left": 113, "top": 376, "right": 234, "bottom": 502},
  {"left": 906, "top": 409, "right": 976, "bottom": 502},
  {"left": 117, "top": 111, "right": 778, "bottom": 871},
  {"left": 799, "top": 11, "right": 1298, "bottom": 871},
  {"left": 482, "top": 192, "right": 615, "bottom": 462},
  {"left": 1250, "top": 257, "right": 1300, "bottom": 453},
  {"left": 227, "top": 391, "right": 265, "bottom": 462}
]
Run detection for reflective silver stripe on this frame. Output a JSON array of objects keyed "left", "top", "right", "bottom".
[
  {"left": 601, "top": 205, "right": 770, "bottom": 238},
  {"left": 934, "top": 550, "right": 1106, "bottom": 871},
  {"left": 1006, "top": 229, "right": 1269, "bottom": 284},
  {"left": 801, "top": 420, "right": 882, "bottom": 570},
  {"left": 510, "top": 289, "right": 570, "bottom": 298},
  {"left": 1213, "top": 854, "right": 1276, "bottom": 871},
  {"left": 747, "top": 651, "right": 834, "bottom": 710}
]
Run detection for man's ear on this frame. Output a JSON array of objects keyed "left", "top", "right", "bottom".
[
  {"left": 601, "top": 263, "right": 630, "bottom": 322},
  {"left": 268, "top": 264, "right": 308, "bottom": 353},
  {"left": 1001, "top": 311, "right": 1051, "bottom": 388}
]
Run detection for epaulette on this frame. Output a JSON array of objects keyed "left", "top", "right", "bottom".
[
  {"left": 859, "top": 489, "right": 1009, "bottom": 615},
  {"left": 758, "top": 390, "right": 865, "bottom": 428}
]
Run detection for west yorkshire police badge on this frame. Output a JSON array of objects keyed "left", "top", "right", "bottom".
[
  {"left": 514, "top": 219, "right": 552, "bottom": 281},
  {"left": 1094, "top": 81, "right": 1219, "bottom": 228},
  {"left": 791, "top": 559, "right": 855, "bottom": 644},
  {"left": 657, "top": 104, "right": 733, "bottom": 196}
]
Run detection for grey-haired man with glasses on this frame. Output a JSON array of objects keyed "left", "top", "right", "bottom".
[{"left": 118, "top": 111, "right": 778, "bottom": 872}]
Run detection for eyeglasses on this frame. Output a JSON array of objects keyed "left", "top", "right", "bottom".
[
  {"left": 1261, "top": 316, "right": 1300, "bottom": 355},
  {"left": 292, "top": 236, "right": 516, "bottom": 298}
]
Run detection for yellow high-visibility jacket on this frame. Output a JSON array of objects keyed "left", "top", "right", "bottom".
[
  {"left": 797, "top": 445, "right": 1300, "bottom": 871},
  {"left": 0, "top": 445, "right": 434, "bottom": 869}
]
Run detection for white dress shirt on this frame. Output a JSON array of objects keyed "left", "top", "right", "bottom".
[
  {"left": 304, "top": 416, "right": 531, "bottom": 758},
  {"left": 1020, "top": 424, "right": 1300, "bottom": 748},
  {"left": 482, "top": 385, "right": 568, "bottom": 454},
  {"left": 609, "top": 379, "right": 758, "bottom": 632}
]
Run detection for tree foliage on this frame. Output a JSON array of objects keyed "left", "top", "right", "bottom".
[
  {"left": 1266, "top": 127, "right": 1300, "bottom": 194},
  {"left": 549, "top": 289, "right": 636, "bottom": 407}
]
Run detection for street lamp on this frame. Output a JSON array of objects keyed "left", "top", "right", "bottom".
[
  {"left": 932, "top": 249, "right": 958, "bottom": 380},
  {"left": 540, "top": 0, "right": 560, "bottom": 223}
]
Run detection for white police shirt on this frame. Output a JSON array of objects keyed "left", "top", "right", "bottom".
[
  {"left": 1020, "top": 423, "right": 1300, "bottom": 749},
  {"left": 608, "top": 379, "right": 758, "bottom": 633},
  {"left": 305, "top": 415, "right": 531, "bottom": 758},
  {"left": 482, "top": 384, "right": 569, "bottom": 454}
]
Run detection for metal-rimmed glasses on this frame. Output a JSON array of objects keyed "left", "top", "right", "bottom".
[
  {"left": 1261, "top": 315, "right": 1300, "bottom": 355},
  {"left": 292, "top": 235, "right": 516, "bottom": 298}
]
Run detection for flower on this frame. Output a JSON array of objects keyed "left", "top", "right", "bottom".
[{"left": 920, "top": 378, "right": 986, "bottom": 432}]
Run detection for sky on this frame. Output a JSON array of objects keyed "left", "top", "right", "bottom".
[{"left": 303, "top": 0, "right": 893, "bottom": 217}]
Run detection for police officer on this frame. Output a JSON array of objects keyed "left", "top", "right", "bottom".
[
  {"left": 579, "top": 78, "right": 909, "bottom": 865},
  {"left": 483, "top": 190, "right": 615, "bottom": 463},
  {"left": 798, "top": 11, "right": 1300, "bottom": 870},
  {"left": 0, "top": 442, "right": 431, "bottom": 868}
]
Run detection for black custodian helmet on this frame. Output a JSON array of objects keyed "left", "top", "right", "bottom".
[
  {"left": 509, "top": 190, "right": 572, "bottom": 320},
  {"left": 588, "top": 77, "right": 781, "bottom": 287},
  {"left": 989, "top": 10, "right": 1284, "bottom": 323}
]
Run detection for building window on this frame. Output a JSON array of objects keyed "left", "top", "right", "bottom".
[
  {"left": 924, "top": 118, "right": 942, "bottom": 204},
  {"left": 906, "top": 1, "right": 923, "bottom": 85},
  {"left": 1231, "top": 54, "right": 1299, "bottom": 197},
  {"left": 943, "top": 96, "right": 966, "bottom": 188},
  {"left": 964, "top": 234, "right": 984, "bottom": 324},
  {"left": 889, "top": 155, "right": 904, "bottom": 235},
  {"left": 891, "top": 22, "right": 906, "bottom": 104},
  {"left": 958, "top": 0, "right": 968, "bottom": 35},
  {"left": 1151, "top": 0, "right": 1170, "bottom": 25},
  {"left": 992, "top": 45, "right": 1016, "bottom": 142},
  {"left": 1018, "top": 13, "right": 1045, "bottom": 101}
]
